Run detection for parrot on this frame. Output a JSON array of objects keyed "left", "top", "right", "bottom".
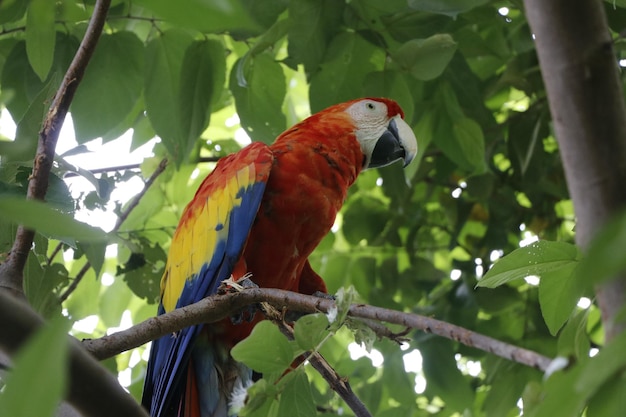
[{"left": 141, "top": 97, "right": 418, "bottom": 417}]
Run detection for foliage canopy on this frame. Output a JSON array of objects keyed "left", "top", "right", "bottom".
[{"left": 1, "top": 0, "right": 626, "bottom": 416}]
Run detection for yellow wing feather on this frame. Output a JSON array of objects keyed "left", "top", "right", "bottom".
[{"left": 159, "top": 145, "right": 272, "bottom": 312}]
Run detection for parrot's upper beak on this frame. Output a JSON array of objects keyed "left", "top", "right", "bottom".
[{"left": 369, "top": 116, "right": 418, "bottom": 168}]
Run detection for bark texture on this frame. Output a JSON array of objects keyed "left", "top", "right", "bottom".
[{"left": 524, "top": 0, "right": 626, "bottom": 340}]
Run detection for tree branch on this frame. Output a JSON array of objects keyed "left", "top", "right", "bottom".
[
  {"left": 82, "top": 288, "right": 553, "bottom": 372},
  {"left": 113, "top": 158, "right": 168, "bottom": 230},
  {"left": 62, "top": 156, "right": 218, "bottom": 178},
  {"left": 0, "top": 291, "right": 148, "bottom": 417},
  {"left": 261, "top": 301, "right": 372, "bottom": 417},
  {"left": 524, "top": 0, "right": 626, "bottom": 340},
  {"left": 0, "top": 0, "right": 112, "bottom": 296}
]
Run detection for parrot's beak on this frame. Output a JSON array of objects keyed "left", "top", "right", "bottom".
[{"left": 369, "top": 116, "right": 418, "bottom": 168}]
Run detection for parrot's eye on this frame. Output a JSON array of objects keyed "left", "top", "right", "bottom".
[{"left": 366, "top": 102, "right": 376, "bottom": 110}]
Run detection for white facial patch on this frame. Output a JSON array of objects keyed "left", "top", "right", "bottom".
[
  {"left": 345, "top": 100, "right": 391, "bottom": 165},
  {"left": 346, "top": 99, "right": 417, "bottom": 169}
]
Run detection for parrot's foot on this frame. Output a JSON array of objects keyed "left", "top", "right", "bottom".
[{"left": 230, "top": 304, "right": 260, "bottom": 325}]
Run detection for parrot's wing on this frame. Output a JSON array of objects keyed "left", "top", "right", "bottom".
[{"left": 142, "top": 142, "right": 274, "bottom": 416}]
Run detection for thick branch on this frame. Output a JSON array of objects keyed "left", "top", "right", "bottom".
[
  {"left": 524, "top": 0, "right": 626, "bottom": 340},
  {"left": 82, "top": 288, "right": 553, "bottom": 372},
  {"left": 0, "top": 0, "right": 112, "bottom": 295},
  {"left": 0, "top": 291, "right": 148, "bottom": 417}
]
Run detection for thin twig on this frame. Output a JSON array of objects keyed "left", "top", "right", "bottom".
[
  {"left": 113, "top": 158, "right": 168, "bottom": 230},
  {"left": 0, "top": 0, "right": 112, "bottom": 295},
  {"left": 0, "top": 15, "right": 165, "bottom": 39},
  {"left": 82, "top": 288, "right": 554, "bottom": 372},
  {"left": 58, "top": 262, "right": 91, "bottom": 304},
  {"left": 261, "top": 302, "right": 372, "bottom": 417},
  {"left": 47, "top": 242, "right": 64, "bottom": 266},
  {"left": 62, "top": 156, "right": 219, "bottom": 178}
]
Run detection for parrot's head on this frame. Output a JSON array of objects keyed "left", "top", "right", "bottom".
[{"left": 346, "top": 98, "right": 417, "bottom": 169}]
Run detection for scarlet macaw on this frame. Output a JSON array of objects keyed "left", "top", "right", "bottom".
[{"left": 142, "top": 98, "right": 417, "bottom": 417}]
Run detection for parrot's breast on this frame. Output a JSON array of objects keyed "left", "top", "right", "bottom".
[{"left": 212, "top": 135, "right": 364, "bottom": 347}]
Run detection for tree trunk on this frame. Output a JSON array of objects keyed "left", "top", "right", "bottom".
[{"left": 524, "top": 0, "right": 626, "bottom": 340}]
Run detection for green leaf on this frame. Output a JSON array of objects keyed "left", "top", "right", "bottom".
[
  {"left": 383, "top": 347, "right": 423, "bottom": 405},
  {"left": 347, "top": 318, "right": 377, "bottom": 353},
  {"left": 587, "top": 374, "right": 626, "bottom": 417},
  {"left": 24, "top": 263, "right": 68, "bottom": 317},
  {"left": 432, "top": 84, "right": 487, "bottom": 173},
  {"left": 0, "top": 317, "right": 69, "bottom": 417},
  {"left": 342, "top": 195, "right": 389, "bottom": 245},
  {"left": 0, "top": 196, "right": 107, "bottom": 242},
  {"left": 132, "top": 0, "right": 261, "bottom": 34},
  {"left": 276, "top": 370, "right": 316, "bottom": 417},
  {"left": 392, "top": 34, "right": 457, "bottom": 81},
  {"left": 99, "top": 275, "right": 133, "bottom": 327},
  {"left": 528, "top": 363, "right": 586, "bottom": 417},
  {"left": 558, "top": 309, "right": 590, "bottom": 359},
  {"left": 420, "top": 337, "right": 474, "bottom": 412},
  {"left": 348, "top": 256, "right": 377, "bottom": 299},
  {"left": 309, "top": 32, "right": 385, "bottom": 112},
  {"left": 9, "top": 76, "right": 58, "bottom": 162},
  {"left": 144, "top": 29, "right": 194, "bottom": 161},
  {"left": 241, "top": 0, "right": 287, "bottom": 29},
  {"left": 412, "top": 108, "right": 436, "bottom": 168},
  {"left": 478, "top": 241, "right": 580, "bottom": 288},
  {"left": 452, "top": 116, "right": 487, "bottom": 173},
  {"left": 286, "top": 0, "right": 344, "bottom": 73},
  {"left": 575, "top": 331, "right": 626, "bottom": 396},
  {"left": 131, "top": 113, "right": 157, "bottom": 151},
  {"left": 71, "top": 32, "right": 144, "bottom": 143},
  {"left": 1, "top": 33, "right": 78, "bottom": 123},
  {"left": 408, "top": 0, "right": 489, "bottom": 18},
  {"left": 239, "top": 379, "right": 278, "bottom": 417},
  {"left": 576, "top": 210, "right": 626, "bottom": 286},
  {"left": 119, "top": 243, "right": 166, "bottom": 304},
  {"left": 178, "top": 39, "right": 226, "bottom": 158},
  {"left": 231, "top": 321, "right": 294, "bottom": 373},
  {"left": 0, "top": 0, "right": 28, "bottom": 25},
  {"left": 63, "top": 263, "right": 99, "bottom": 319},
  {"left": 248, "top": 18, "right": 290, "bottom": 58},
  {"left": 229, "top": 53, "right": 286, "bottom": 144},
  {"left": 482, "top": 365, "right": 528, "bottom": 417},
  {"left": 25, "top": 0, "right": 55, "bottom": 81},
  {"left": 77, "top": 241, "right": 107, "bottom": 277},
  {"left": 538, "top": 262, "right": 582, "bottom": 335},
  {"left": 294, "top": 313, "right": 330, "bottom": 351},
  {"left": 46, "top": 172, "right": 74, "bottom": 214},
  {"left": 332, "top": 286, "right": 359, "bottom": 329}
]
